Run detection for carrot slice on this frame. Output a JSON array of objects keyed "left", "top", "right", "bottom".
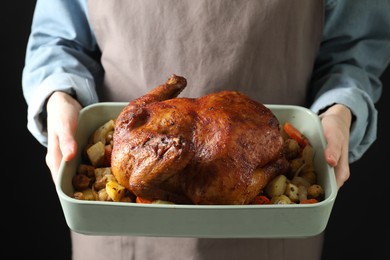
[
  {"left": 135, "top": 196, "right": 154, "bottom": 204},
  {"left": 252, "top": 195, "right": 271, "bottom": 205},
  {"left": 300, "top": 198, "right": 318, "bottom": 204},
  {"left": 283, "top": 122, "right": 309, "bottom": 148}
]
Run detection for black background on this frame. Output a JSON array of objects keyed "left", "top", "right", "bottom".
[{"left": 5, "top": 1, "right": 389, "bottom": 259}]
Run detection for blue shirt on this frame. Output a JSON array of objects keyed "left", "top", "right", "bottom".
[{"left": 22, "top": 0, "right": 390, "bottom": 162}]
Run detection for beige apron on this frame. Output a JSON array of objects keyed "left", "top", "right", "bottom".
[{"left": 72, "top": 1, "right": 325, "bottom": 259}]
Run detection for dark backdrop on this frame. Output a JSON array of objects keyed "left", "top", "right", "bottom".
[{"left": 5, "top": 2, "right": 389, "bottom": 259}]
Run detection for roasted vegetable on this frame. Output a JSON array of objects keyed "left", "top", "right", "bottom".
[
  {"left": 270, "top": 194, "right": 292, "bottom": 204},
  {"left": 285, "top": 183, "right": 299, "bottom": 203},
  {"left": 283, "top": 122, "right": 309, "bottom": 148},
  {"left": 307, "top": 184, "right": 324, "bottom": 200},
  {"left": 265, "top": 175, "right": 288, "bottom": 197},
  {"left": 73, "top": 188, "right": 96, "bottom": 201},
  {"left": 87, "top": 141, "right": 105, "bottom": 167},
  {"left": 92, "top": 119, "right": 115, "bottom": 145},
  {"left": 106, "top": 180, "right": 126, "bottom": 202}
]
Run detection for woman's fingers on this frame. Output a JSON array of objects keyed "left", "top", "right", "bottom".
[
  {"left": 46, "top": 91, "right": 82, "bottom": 182},
  {"left": 319, "top": 104, "right": 352, "bottom": 188}
]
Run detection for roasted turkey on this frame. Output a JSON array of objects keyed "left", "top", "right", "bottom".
[{"left": 111, "top": 75, "right": 289, "bottom": 205}]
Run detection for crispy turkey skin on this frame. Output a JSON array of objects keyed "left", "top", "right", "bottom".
[{"left": 111, "top": 75, "right": 289, "bottom": 205}]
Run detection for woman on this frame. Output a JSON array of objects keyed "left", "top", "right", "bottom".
[{"left": 22, "top": 0, "right": 390, "bottom": 259}]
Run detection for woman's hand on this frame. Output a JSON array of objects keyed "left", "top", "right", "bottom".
[
  {"left": 319, "top": 104, "right": 353, "bottom": 189},
  {"left": 46, "top": 91, "right": 82, "bottom": 182}
]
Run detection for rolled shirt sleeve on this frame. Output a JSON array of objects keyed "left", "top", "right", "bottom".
[
  {"left": 22, "top": 0, "right": 101, "bottom": 146},
  {"left": 310, "top": 0, "right": 390, "bottom": 162}
]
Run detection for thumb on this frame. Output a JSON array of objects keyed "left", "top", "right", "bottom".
[{"left": 59, "top": 132, "right": 78, "bottom": 162}]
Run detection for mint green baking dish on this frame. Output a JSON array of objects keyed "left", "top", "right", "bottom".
[{"left": 56, "top": 103, "right": 337, "bottom": 238}]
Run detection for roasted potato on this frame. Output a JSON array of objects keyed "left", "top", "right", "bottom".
[
  {"left": 265, "top": 174, "right": 288, "bottom": 197},
  {"left": 270, "top": 194, "right": 292, "bottom": 204},
  {"left": 92, "top": 119, "right": 115, "bottom": 145},
  {"left": 285, "top": 183, "right": 299, "bottom": 202},
  {"left": 307, "top": 184, "right": 324, "bottom": 200},
  {"left": 73, "top": 188, "right": 96, "bottom": 201},
  {"left": 87, "top": 141, "right": 105, "bottom": 167},
  {"left": 106, "top": 180, "right": 126, "bottom": 202}
]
